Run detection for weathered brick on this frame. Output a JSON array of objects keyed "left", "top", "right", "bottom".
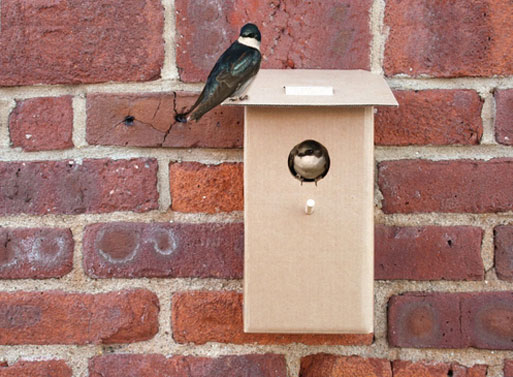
[
  {"left": 175, "top": 0, "right": 372, "bottom": 82},
  {"left": 0, "top": 0, "right": 164, "bottom": 86},
  {"left": 300, "top": 354, "right": 392, "bottom": 377},
  {"left": 86, "top": 92, "right": 244, "bottom": 148},
  {"left": 172, "top": 291, "right": 372, "bottom": 346},
  {"left": 505, "top": 360, "right": 513, "bottom": 377},
  {"left": 375, "top": 90, "right": 483, "bottom": 146},
  {"left": 375, "top": 225, "right": 484, "bottom": 280},
  {"left": 388, "top": 293, "right": 463, "bottom": 348},
  {"left": 167, "top": 92, "right": 243, "bottom": 148},
  {"left": 89, "top": 354, "right": 287, "bottom": 377},
  {"left": 0, "top": 360, "right": 72, "bottom": 377},
  {"left": 169, "top": 162, "right": 243, "bottom": 213},
  {"left": 494, "top": 225, "right": 513, "bottom": 280},
  {"left": 495, "top": 89, "right": 513, "bottom": 145},
  {"left": 384, "top": 0, "right": 513, "bottom": 77},
  {"left": 0, "top": 227, "right": 73, "bottom": 279},
  {"left": 392, "top": 360, "right": 487, "bottom": 377},
  {"left": 0, "top": 289, "right": 158, "bottom": 344},
  {"left": 83, "top": 222, "right": 243, "bottom": 278},
  {"left": 389, "top": 291, "right": 513, "bottom": 350},
  {"left": 378, "top": 159, "right": 513, "bottom": 214},
  {"left": 0, "top": 158, "right": 158, "bottom": 215},
  {"left": 9, "top": 97, "right": 73, "bottom": 151},
  {"left": 86, "top": 93, "right": 174, "bottom": 147},
  {"left": 461, "top": 291, "right": 513, "bottom": 350}
]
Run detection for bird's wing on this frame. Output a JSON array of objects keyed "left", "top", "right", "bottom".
[
  {"left": 188, "top": 43, "right": 261, "bottom": 120},
  {"left": 320, "top": 147, "right": 331, "bottom": 179},
  {"left": 213, "top": 43, "right": 261, "bottom": 87}
]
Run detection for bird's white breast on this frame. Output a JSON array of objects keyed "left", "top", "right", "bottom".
[
  {"left": 294, "top": 155, "right": 326, "bottom": 179},
  {"left": 238, "top": 36, "right": 261, "bottom": 51}
]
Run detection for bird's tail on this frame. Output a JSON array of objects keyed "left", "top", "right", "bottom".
[{"left": 175, "top": 113, "right": 189, "bottom": 123}]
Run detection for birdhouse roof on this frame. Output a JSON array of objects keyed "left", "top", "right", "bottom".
[{"left": 226, "top": 69, "right": 398, "bottom": 107}]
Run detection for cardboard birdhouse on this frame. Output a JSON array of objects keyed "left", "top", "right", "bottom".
[{"left": 228, "top": 69, "right": 397, "bottom": 334}]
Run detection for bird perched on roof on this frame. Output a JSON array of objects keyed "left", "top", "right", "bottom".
[
  {"left": 175, "top": 23, "right": 262, "bottom": 123},
  {"left": 288, "top": 140, "right": 330, "bottom": 186}
]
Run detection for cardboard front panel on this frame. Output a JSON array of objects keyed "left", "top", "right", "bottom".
[{"left": 244, "top": 106, "right": 374, "bottom": 333}]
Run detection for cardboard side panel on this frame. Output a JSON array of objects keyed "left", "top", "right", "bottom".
[{"left": 244, "top": 106, "right": 374, "bottom": 333}]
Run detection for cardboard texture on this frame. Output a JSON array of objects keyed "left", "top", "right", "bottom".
[
  {"left": 228, "top": 69, "right": 398, "bottom": 107},
  {"left": 237, "top": 70, "right": 396, "bottom": 334}
]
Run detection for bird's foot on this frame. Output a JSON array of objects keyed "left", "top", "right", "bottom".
[{"left": 228, "top": 95, "right": 249, "bottom": 102}]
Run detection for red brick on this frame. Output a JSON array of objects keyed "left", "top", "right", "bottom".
[
  {"left": 166, "top": 92, "right": 243, "bottom": 148},
  {"left": 89, "top": 354, "right": 287, "bottom": 377},
  {"left": 171, "top": 291, "right": 372, "bottom": 346},
  {"left": 388, "top": 292, "right": 463, "bottom": 348},
  {"left": 461, "top": 291, "right": 513, "bottom": 350},
  {"left": 169, "top": 162, "right": 243, "bottom": 213},
  {"left": 175, "top": 0, "right": 372, "bottom": 82},
  {"left": 83, "top": 222, "right": 243, "bottom": 278},
  {"left": 378, "top": 159, "right": 513, "bottom": 214},
  {"left": 494, "top": 225, "right": 513, "bottom": 280},
  {"left": 384, "top": 0, "right": 513, "bottom": 77},
  {"left": 86, "top": 93, "right": 174, "bottom": 147},
  {"left": 0, "top": 289, "right": 158, "bottom": 345},
  {"left": 375, "top": 225, "right": 484, "bottom": 280},
  {"left": 389, "top": 291, "right": 513, "bottom": 350},
  {"left": 505, "top": 360, "right": 513, "bottom": 377},
  {"left": 495, "top": 89, "right": 513, "bottom": 145},
  {"left": 375, "top": 90, "right": 483, "bottom": 146},
  {"left": 0, "top": 227, "right": 73, "bottom": 279},
  {"left": 0, "top": 360, "right": 72, "bottom": 377},
  {"left": 9, "top": 97, "right": 73, "bottom": 151},
  {"left": 300, "top": 354, "right": 392, "bottom": 377},
  {"left": 0, "top": 158, "right": 158, "bottom": 215},
  {"left": 393, "top": 360, "right": 487, "bottom": 377},
  {"left": 0, "top": 0, "right": 164, "bottom": 86}
]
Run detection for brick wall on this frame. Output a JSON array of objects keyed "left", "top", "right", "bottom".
[{"left": 1, "top": 0, "right": 512, "bottom": 376}]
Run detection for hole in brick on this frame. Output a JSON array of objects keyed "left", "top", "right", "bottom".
[
  {"left": 447, "top": 239, "right": 453, "bottom": 247},
  {"left": 123, "top": 115, "right": 135, "bottom": 126},
  {"left": 447, "top": 369, "right": 453, "bottom": 377},
  {"left": 288, "top": 139, "right": 330, "bottom": 185}
]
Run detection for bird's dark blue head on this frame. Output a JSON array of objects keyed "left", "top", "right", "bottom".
[{"left": 240, "top": 23, "right": 261, "bottom": 42}]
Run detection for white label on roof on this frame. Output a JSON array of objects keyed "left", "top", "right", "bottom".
[{"left": 285, "top": 86, "right": 334, "bottom": 96}]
